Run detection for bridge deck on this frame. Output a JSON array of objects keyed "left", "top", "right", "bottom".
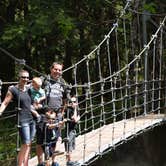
[{"left": 29, "top": 114, "right": 165, "bottom": 166}]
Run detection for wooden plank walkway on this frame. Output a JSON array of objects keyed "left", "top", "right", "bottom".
[{"left": 29, "top": 114, "right": 165, "bottom": 166}]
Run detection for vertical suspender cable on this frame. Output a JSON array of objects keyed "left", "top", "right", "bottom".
[
  {"left": 152, "top": 35, "right": 157, "bottom": 113},
  {"left": 83, "top": 86, "right": 89, "bottom": 163},
  {"left": 16, "top": 89, "right": 21, "bottom": 166},
  {"left": 15, "top": 60, "right": 26, "bottom": 166},
  {"left": 123, "top": 68, "right": 129, "bottom": 139},
  {"left": 73, "top": 65, "right": 81, "bottom": 133},
  {"left": 144, "top": 46, "right": 149, "bottom": 115},
  {"left": 158, "top": 22, "right": 163, "bottom": 114},
  {"left": 115, "top": 25, "right": 124, "bottom": 117},
  {"left": 86, "top": 58, "right": 94, "bottom": 130},
  {"left": 123, "top": 18, "right": 128, "bottom": 63},
  {"left": 111, "top": 76, "right": 117, "bottom": 148},
  {"left": 96, "top": 48, "right": 104, "bottom": 154},
  {"left": 134, "top": 57, "right": 139, "bottom": 133}
]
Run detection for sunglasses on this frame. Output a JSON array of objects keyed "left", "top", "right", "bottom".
[{"left": 21, "top": 76, "right": 29, "bottom": 79}]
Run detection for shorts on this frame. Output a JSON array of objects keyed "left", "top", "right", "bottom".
[
  {"left": 19, "top": 120, "right": 36, "bottom": 144},
  {"left": 36, "top": 113, "right": 61, "bottom": 145},
  {"left": 36, "top": 121, "right": 45, "bottom": 145},
  {"left": 36, "top": 114, "right": 47, "bottom": 145},
  {"left": 64, "top": 130, "right": 76, "bottom": 152}
]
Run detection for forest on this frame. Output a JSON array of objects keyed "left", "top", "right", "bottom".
[
  {"left": 0, "top": 0, "right": 165, "bottom": 165},
  {"left": 0, "top": 0, "right": 165, "bottom": 82}
]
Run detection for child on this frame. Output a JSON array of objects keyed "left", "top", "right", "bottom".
[
  {"left": 64, "top": 96, "right": 80, "bottom": 166},
  {"left": 30, "top": 77, "right": 46, "bottom": 122},
  {"left": 44, "top": 108, "right": 64, "bottom": 166}
]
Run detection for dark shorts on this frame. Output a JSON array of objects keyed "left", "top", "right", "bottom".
[
  {"left": 36, "top": 114, "right": 61, "bottom": 145},
  {"left": 64, "top": 130, "right": 76, "bottom": 152},
  {"left": 35, "top": 114, "right": 46, "bottom": 144},
  {"left": 43, "top": 126, "right": 60, "bottom": 160},
  {"left": 36, "top": 121, "right": 45, "bottom": 145}
]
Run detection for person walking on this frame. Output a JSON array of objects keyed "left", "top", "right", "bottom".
[
  {"left": 0, "top": 70, "right": 36, "bottom": 166},
  {"left": 36, "top": 62, "right": 68, "bottom": 166}
]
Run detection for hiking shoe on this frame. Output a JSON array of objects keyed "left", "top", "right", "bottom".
[{"left": 51, "top": 162, "right": 60, "bottom": 166}]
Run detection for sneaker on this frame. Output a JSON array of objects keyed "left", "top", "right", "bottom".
[
  {"left": 51, "top": 162, "right": 60, "bottom": 166},
  {"left": 66, "top": 161, "right": 80, "bottom": 166}
]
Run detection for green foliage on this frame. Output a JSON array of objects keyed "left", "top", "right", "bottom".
[
  {"left": 0, "top": 115, "right": 17, "bottom": 164},
  {"left": 1, "top": 24, "right": 27, "bottom": 47},
  {"left": 56, "top": 10, "right": 75, "bottom": 38},
  {"left": 143, "top": 3, "right": 157, "bottom": 13},
  {"left": 31, "top": 15, "right": 51, "bottom": 36}
]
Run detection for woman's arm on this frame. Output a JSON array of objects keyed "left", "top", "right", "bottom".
[{"left": 0, "top": 90, "right": 13, "bottom": 116}]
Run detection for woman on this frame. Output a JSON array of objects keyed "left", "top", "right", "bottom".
[{"left": 0, "top": 70, "right": 36, "bottom": 166}]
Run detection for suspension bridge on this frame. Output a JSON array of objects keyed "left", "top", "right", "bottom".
[{"left": 0, "top": 1, "right": 166, "bottom": 166}]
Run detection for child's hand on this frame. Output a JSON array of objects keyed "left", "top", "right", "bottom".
[
  {"left": 59, "top": 121, "right": 65, "bottom": 127},
  {"left": 63, "top": 118, "right": 67, "bottom": 122},
  {"left": 47, "top": 123, "right": 56, "bottom": 129}
]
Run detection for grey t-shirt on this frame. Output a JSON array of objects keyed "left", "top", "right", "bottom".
[{"left": 44, "top": 76, "right": 67, "bottom": 110}]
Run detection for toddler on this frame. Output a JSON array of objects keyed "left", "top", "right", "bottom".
[{"left": 30, "top": 77, "right": 46, "bottom": 122}]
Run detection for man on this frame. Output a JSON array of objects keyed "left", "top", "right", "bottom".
[{"left": 36, "top": 62, "right": 68, "bottom": 166}]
